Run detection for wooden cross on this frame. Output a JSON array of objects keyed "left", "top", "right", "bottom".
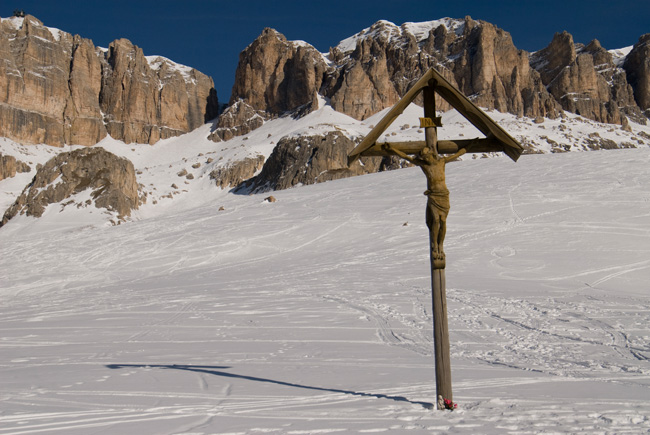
[{"left": 348, "top": 67, "right": 523, "bottom": 410}]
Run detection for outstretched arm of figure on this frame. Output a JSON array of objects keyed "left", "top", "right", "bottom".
[
  {"left": 444, "top": 138, "right": 479, "bottom": 162},
  {"left": 382, "top": 144, "right": 418, "bottom": 165},
  {"left": 444, "top": 148, "right": 467, "bottom": 162}
]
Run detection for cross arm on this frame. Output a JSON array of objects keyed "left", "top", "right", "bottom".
[{"left": 359, "top": 137, "right": 506, "bottom": 157}]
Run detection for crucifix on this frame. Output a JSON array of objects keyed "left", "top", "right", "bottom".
[{"left": 347, "top": 67, "right": 523, "bottom": 410}]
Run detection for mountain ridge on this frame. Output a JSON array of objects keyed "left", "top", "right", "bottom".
[
  {"left": 0, "top": 14, "right": 219, "bottom": 147},
  {"left": 227, "top": 16, "right": 648, "bottom": 135},
  {"left": 2, "top": 13, "right": 649, "bottom": 150},
  {"left": 1, "top": 14, "right": 650, "bottom": 227}
]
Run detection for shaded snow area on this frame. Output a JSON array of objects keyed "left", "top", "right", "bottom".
[
  {"left": 609, "top": 46, "right": 633, "bottom": 67},
  {"left": 1, "top": 145, "right": 650, "bottom": 433}
]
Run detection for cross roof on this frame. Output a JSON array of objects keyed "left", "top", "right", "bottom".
[{"left": 347, "top": 67, "right": 524, "bottom": 165}]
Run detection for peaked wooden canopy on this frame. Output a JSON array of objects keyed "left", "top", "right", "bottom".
[{"left": 347, "top": 67, "right": 524, "bottom": 165}]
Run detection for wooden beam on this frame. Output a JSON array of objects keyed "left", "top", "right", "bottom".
[
  {"left": 432, "top": 269, "right": 452, "bottom": 408},
  {"left": 423, "top": 83, "right": 438, "bottom": 155},
  {"left": 360, "top": 138, "right": 506, "bottom": 157},
  {"left": 347, "top": 69, "right": 435, "bottom": 165},
  {"left": 347, "top": 67, "right": 524, "bottom": 165},
  {"left": 424, "top": 71, "right": 522, "bottom": 162}
]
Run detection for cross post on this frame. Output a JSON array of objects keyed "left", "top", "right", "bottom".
[
  {"left": 347, "top": 67, "right": 522, "bottom": 411},
  {"left": 423, "top": 81, "right": 453, "bottom": 409}
]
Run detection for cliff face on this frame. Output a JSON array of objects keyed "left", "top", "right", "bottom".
[
  {"left": 100, "top": 39, "right": 219, "bottom": 144},
  {"left": 2, "top": 14, "right": 648, "bottom": 149},
  {"left": 323, "top": 18, "right": 560, "bottom": 120},
  {"left": 0, "top": 15, "right": 218, "bottom": 147},
  {"left": 226, "top": 17, "right": 649, "bottom": 140},
  {"left": 0, "top": 15, "right": 79, "bottom": 146},
  {"left": 623, "top": 34, "right": 650, "bottom": 112},
  {"left": 214, "top": 28, "right": 327, "bottom": 141},
  {"left": 230, "top": 28, "right": 327, "bottom": 114},
  {"left": 531, "top": 32, "right": 643, "bottom": 124},
  {"left": 229, "top": 17, "right": 562, "bottom": 125}
]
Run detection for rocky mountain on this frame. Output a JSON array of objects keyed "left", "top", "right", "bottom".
[
  {"left": 531, "top": 32, "right": 643, "bottom": 125},
  {"left": 230, "top": 28, "right": 325, "bottom": 116},
  {"left": 0, "top": 15, "right": 218, "bottom": 147},
  {"left": 1, "top": 147, "right": 141, "bottom": 226},
  {"left": 225, "top": 17, "right": 649, "bottom": 141}
]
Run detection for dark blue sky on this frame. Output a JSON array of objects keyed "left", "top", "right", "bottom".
[{"left": 4, "top": 0, "right": 649, "bottom": 103}]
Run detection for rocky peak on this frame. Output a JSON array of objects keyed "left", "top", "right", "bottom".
[
  {"left": 531, "top": 31, "right": 577, "bottom": 84},
  {"left": 227, "top": 16, "right": 561, "bottom": 135},
  {"left": 13, "top": 14, "right": 61, "bottom": 41},
  {"left": 100, "top": 38, "right": 219, "bottom": 144},
  {"left": 230, "top": 27, "right": 327, "bottom": 115},
  {"left": 0, "top": 14, "right": 75, "bottom": 145},
  {"left": 623, "top": 34, "right": 650, "bottom": 110},
  {"left": 580, "top": 39, "right": 617, "bottom": 75},
  {"left": 223, "top": 17, "right": 650, "bottom": 135},
  {"left": 531, "top": 30, "right": 644, "bottom": 124}
]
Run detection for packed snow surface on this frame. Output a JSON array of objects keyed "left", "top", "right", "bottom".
[{"left": 1, "top": 140, "right": 650, "bottom": 433}]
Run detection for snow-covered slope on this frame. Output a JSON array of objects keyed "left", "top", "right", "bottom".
[{"left": 1, "top": 119, "right": 649, "bottom": 432}]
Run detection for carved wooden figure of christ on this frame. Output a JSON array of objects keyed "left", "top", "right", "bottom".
[{"left": 382, "top": 143, "right": 468, "bottom": 268}]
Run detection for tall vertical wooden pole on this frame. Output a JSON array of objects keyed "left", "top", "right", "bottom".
[{"left": 423, "top": 81, "right": 453, "bottom": 409}]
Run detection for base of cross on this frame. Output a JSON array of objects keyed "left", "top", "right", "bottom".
[{"left": 432, "top": 250, "right": 446, "bottom": 269}]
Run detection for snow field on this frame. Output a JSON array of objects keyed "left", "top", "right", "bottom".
[{"left": 1, "top": 147, "right": 649, "bottom": 433}]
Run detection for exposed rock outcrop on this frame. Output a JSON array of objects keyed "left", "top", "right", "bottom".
[
  {"left": 208, "top": 100, "right": 269, "bottom": 142},
  {"left": 66, "top": 35, "right": 107, "bottom": 145},
  {"left": 240, "top": 131, "right": 388, "bottom": 193},
  {"left": 1, "top": 147, "right": 140, "bottom": 226},
  {"left": 438, "top": 18, "right": 560, "bottom": 119},
  {"left": 0, "top": 15, "right": 218, "bottom": 147},
  {"left": 0, "top": 153, "right": 30, "bottom": 181},
  {"left": 0, "top": 15, "right": 79, "bottom": 146},
  {"left": 209, "top": 155, "right": 265, "bottom": 189}
]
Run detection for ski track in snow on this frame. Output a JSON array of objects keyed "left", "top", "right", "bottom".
[{"left": 1, "top": 149, "right": 650, "bottom": 433}]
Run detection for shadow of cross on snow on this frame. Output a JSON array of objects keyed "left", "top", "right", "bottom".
[{"left": 106, "top": 364, "right": 433, "bottom": 409}]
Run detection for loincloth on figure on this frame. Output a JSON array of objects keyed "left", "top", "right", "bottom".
[{"left": 424, "top": 189, "right": 450, "bottom": 214}]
